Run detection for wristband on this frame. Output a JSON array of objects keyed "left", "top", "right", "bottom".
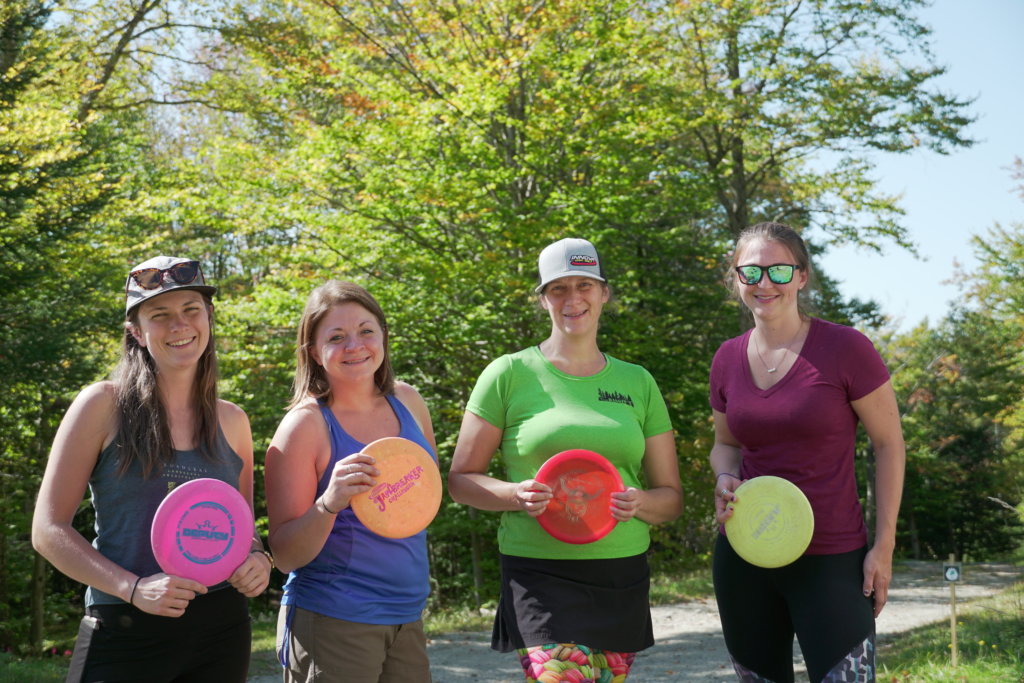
[
  {"left": 318, "top": 497, "right": 339, "bottom": 515},
  {"left": 129, "top": 576, "right": 141, "bottom": 606},
  {"left": 716, "top": 472, "right": 740, "bottom": 481}
]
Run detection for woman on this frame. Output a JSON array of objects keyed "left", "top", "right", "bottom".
[
  {"left": 265, "top": 280, "right": 437, "bottom": 683},
  {"left": 32, "top": 255, "right": 272, "bottom": 683},
  {"left": 709, "top": 222, "right": 905, "bottom": 682},
  {"left": 449, "top": 237, "right": 683, "bottom": 683}
]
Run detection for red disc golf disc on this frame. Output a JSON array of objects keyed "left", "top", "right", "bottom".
[{"left": 534, "top": 449, "right": 624, "bottom": 544}]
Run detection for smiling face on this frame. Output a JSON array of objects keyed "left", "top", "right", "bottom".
[
  {"left": 309, "top": 302, "right": 386, "bottom": 386},
  {"left": 540, "top": 275, "right": 610, "bottom": 337},
  {"left": 734, "top": 238, "right": 808, "bottom": 323},
  {"left": 129, "top": 289, "right": 212, "bottom": 372}
]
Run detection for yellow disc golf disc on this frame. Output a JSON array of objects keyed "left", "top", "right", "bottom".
[{"left": 725, "top": 475, "right": 814, "bottom": 568}]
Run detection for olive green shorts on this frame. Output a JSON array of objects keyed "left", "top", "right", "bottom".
[{"left": 276, "top": 605, "right": 429, "bottom": 683}]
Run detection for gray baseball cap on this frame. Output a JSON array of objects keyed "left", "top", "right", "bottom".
[
  {"left": 124, "top": 255, "right": 216, "bottom": 314},
  {"left": 535, "top": 238, "right": 606, "bottom": 293}
]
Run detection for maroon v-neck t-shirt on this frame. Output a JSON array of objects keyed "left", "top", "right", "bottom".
[{"left": 710, "top": 317, "right": 890, "bottom": 555}]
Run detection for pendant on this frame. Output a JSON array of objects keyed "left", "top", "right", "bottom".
[{"left": 767, "top": 367, "right": 778, "bottom": 373}]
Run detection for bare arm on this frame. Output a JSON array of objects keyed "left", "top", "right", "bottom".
[
  {"left": 447, "top": 411, "right": 552, "bottom": 516},
  {"left": 31, "top": 382, "right": 206, "bottom": 616},
  {"left": 265, "top": 405, "right": 377, "bottom": 573},
  {"left": 709, "top": 409, "right": 743, "bottom": 524},
  {"left": 852, "top": 380, "right": 906, "bottom": 617}
]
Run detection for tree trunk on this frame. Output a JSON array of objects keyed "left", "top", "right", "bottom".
[
  {"left": 908, "top": 509, "right": 920, "bottom": 559},
  {"left": 468, "top": 508, "right": 484, "bottom": 610},
  {"left": 725, "top": 29, "right": 749, "bottom": 239},
  {"left": 30, "top": 550, "right": 47, "bottom": 652},
  {"left": 29, "top": 391, "right": 64, "bottom": 652}
]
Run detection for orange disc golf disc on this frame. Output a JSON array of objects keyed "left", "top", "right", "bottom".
[{"left": 350, "top": 437, "right": 441, "bottom": 539}]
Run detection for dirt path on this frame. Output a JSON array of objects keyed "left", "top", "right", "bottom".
[{"left": 250, "top": 560, "right": 1022, "bottom": 682}]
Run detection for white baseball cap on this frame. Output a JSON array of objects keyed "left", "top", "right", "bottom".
[{"left": 535, "top": 238, "right": 606, "bottom": 293}]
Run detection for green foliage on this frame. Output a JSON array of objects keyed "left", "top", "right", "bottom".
[
  {"left": 888, "top": 219, "right": 1024, "bottom": 561},
  {"left": 164, "top": 0, "right": 733, "bottom": 599},
  {"left": 7, "top": 0, "right": 1014, "bottom": 661},
  {"left": 0, "top": 651, "right": 67, "bottom": 683},
  {"left": 0, "top": 0, "right": 153, "bottom": 653},
  {"left": 660, "top": 0, "right": 974, "bottom": 244}
]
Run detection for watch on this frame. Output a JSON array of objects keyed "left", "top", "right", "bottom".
[{"left": 254, "top": 548, "right": 275, "bottom": 571}]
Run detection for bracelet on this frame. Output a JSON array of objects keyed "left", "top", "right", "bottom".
[
  {"left": 129, "top": 576, "right": 141, "bottom": 606},
  {"left": 252, "top": 549, "right": 275, "bottom": 571},
  {"left": 318, "top": 497, "right": 339, "bottom": 515},
  {"left": 716, "top": 472, "right": 740, "bottom": 481}
]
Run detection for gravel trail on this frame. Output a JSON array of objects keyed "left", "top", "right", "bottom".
[{"left": 250, "top": 560, "right": 1022, "bottom": 682}]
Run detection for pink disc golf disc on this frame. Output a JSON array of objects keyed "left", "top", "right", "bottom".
[{"left": 150, "top": 478, "right": 254, "bottom": 586}]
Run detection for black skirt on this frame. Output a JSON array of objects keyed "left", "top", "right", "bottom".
[{"left": 491, "top": 552, "right": 654, "bottom": 653}]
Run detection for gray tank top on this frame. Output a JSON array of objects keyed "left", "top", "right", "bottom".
[{"left": 85, "top": 428, "right": 243, "bottom": 606}]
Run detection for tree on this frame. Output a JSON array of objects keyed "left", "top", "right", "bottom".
[
  {"left": 0, "top": 0, "right": 179, "bottom": 652},
  {"left": 10, "top": 2, "right": 981, "bottom": 640},
  {"left": 658, "top": 0, "right": 974, "bottom": 247},
  {"left": 888, "top": 199, "right": 1024, "bottom": 559},
  {"left": 146, "top": 0, "right": 733, "bottom": 600},
  {"left": 146, "top": 0, "right": 975, "bottom": 598}
]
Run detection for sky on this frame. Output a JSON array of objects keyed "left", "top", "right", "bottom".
[{"left": 814, "top": 0, "right": 1024, "bottom": 332}]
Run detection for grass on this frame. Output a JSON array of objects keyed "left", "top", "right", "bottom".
[
  {"left": 878, "top": 580, "right": 1024, "bottom": 682},
  {"left": 649, "top": 566, "right": 715, "bottom": 605},
  {"left": 423, "top": 606, "right": 493, "bottom": 635},
  {"left": 247, "top": 610, "right": 280, "bottom": 678},
  {"left": 0, "top": 653, "right": 67, "bottom": 683}
]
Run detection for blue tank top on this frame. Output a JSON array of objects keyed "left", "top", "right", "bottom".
[
  {"left": 86, "top": 428, "right": 244, "bottom": 606},
  {"left": 280, "top": 395, "right": 435, "bottom": 624}
]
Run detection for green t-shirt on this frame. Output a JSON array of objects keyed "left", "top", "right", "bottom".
[{"left": 466, "top": 346, "right": 673, "bottom": 560}]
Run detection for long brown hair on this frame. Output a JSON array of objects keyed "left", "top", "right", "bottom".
[
  {"left": 111, "top": 295, "right": 219, "bottom": 477},
  {"left": 289, "top": 281, "right": 395, "bottom": 409}
]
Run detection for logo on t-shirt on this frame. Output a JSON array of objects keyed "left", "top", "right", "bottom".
[{"left": 598, "top": 388, "right": 634, "bottom": 407}]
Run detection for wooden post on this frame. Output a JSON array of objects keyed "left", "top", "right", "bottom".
[{"left": 949, "top": 553, "right": 958, "bottom": 667}]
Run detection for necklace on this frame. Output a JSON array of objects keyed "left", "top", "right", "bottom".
[{"left": 752, "top": 324, "right": 803, "bottom": 374}]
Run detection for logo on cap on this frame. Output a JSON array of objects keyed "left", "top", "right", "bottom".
[{"left": 569, "top": 254, "right": 598, "bottom": 267}]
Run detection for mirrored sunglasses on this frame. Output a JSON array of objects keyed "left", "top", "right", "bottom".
[
  {"left": 129, "top": 261, "right": 202, "bottom": 290},
  {"left": 735, "top": 263, "right": 800, "bottom": 286}
]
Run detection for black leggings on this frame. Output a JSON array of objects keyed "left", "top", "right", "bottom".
[
  {"left": 67, "top": 586, "right": 251, "bottom": 683},
  {"left": 712, "top": 535, "right": 874, "bottom": 682}
]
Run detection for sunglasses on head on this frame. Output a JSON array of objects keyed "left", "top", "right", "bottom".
[
  {"left": 129, "top": 261, "right": 202, "bottom": 290},
  {"left": 735, "top": 263, "right": 801, "bottom": 285}
]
